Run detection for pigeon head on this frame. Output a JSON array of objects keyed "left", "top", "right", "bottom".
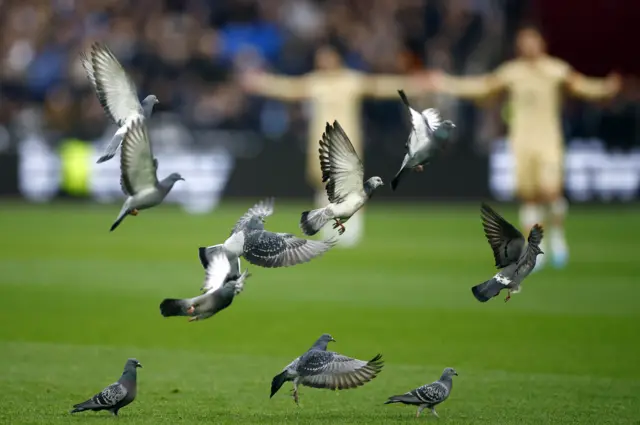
[
  {"left": 247, "top": 215, "right": 266, "bottom": 230},
  {"left": 433, "top": 120, "right": 456, "bottom": 140},
  {"left": 141, "top": 95, "right": 159, "bottom": 117},
  {"left": 364, "top": 176, "right": 384, "bottom": 196},
  {"left": 440, "top": 367, "right": 458, "bottom": 379},
  {"left": 167, "top": 173, "right": 185, "bottom": 183},
  {"left": 125, "top": 358, "right": 143, "bottom": 370},
  {"left": 311, "top": 333, "right": 336, "bottom": 350}
]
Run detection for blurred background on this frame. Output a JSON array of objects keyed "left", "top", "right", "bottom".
[{"left": 0, "top": 0, "right": 638, "bottom": 211}]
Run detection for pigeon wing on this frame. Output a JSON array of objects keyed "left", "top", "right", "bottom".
[
  {"left": 243, "top": 231, "right": 336, "bottom": 268},
  {"left": 120, "top": 118, "right": 158, "bottom": 195},
  {"left": 74, "top": 382, "right": 127, "bottom": 410},
  {"left": 518, "top": 224, "right": 545, "bottom": 268},
  {"left": 201, "top": 251, "right": 232, "bottom": 293},
  {"left": 298, "top": 352, "right": 384, "bottom": 390},
  {"left": 230, "top": 197, "right": 274, "bottom": 236},
  {"left": 90, "top": 42, "right": 144, "bottom": 126},
  {"left": 412, "top": 381, "right": 448, "bottom": 405},
  {"left": 319, "top": 121, "right": 365, "bottom": 203},
  {"left": 398, "top": 90, "right": 432, "bottom": 156},
  {"left": 481, "top": 203, "right": 525, "bottom": 268}
]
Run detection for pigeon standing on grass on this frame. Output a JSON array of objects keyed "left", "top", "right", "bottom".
[
  {"left": 70, "top": 358, "right": 142, "bottom": 416},
  {"left": 159, "top": 252, "right": 250, "bottom": 322},
  {"left": 384, "top": 367, "right": 458, "bottom": 418},
  {"left": 80, "top": 42, "right": 159, "bottom": 164},
  {"left": 109, "top": 119, "right": 184, "bottom": 231},
  {"left": 270, "top": 333, "right": 384, "bottom": 405},
  {"left": 200, "top": 198, "right": 336, "bottom": 268},
  {"left": 391, "top": 90, "right": 456, "bottom": 191},
  {"left": 472, "top": 203, "right": 544, "bottom": 303},
  {"left": 299, "top": 121, "right": 384, "bottom": 236}
]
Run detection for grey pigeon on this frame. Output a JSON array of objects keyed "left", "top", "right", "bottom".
[
  {"left": 201, "top": 197, "right": 336, "bottom": 269},
  {"left": 385, "top": 367, "right": 458, "bottom": 418},
  {"left": 300, "top": 121, "right": 384, "bottom": 236},
  {"left": 80, "top": 42, "right": 158, "bottom": 164},
  {"left": 198, "top": 244, "right": 242, "bottom": 278},
  {"left": 110, "top": 118, "right": 184, "bottom": 232},
  {"left": 270, "top": 333, "right": 384, "bottom": 405},
  {"left": 70, "top": 358, "right": 142, "bottom": 416},
  {"left": 391, "top": 90, "right": 456, "bottom": 191},
  {"left": 472, "top": 203, "right": 544, "bottom": 303},
  {"left": 159, "top": 251, "right": 250, "bottom": 322}
]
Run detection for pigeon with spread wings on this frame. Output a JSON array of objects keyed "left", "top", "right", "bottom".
[
  {"left": 159, "top": 252, "right": 250, "bottom": 322},
  {"left": 391, "top": 90, "right": 455, "bottom": 191},
  {"left": 299, "top": 121, "right": 384, "bottom": 236},
  {"left": 270, "top": 333, "right": 384, "bottom": 405},
  {"left": 200, "top": 198, "right": 336, "bottom": 269},
  {"left": 109, "top": 119, "right": 184, "bottom": 232},
  {"left": 472, "top": 203, "right": 544, "bottom": 302},
  {"left": 80, "top": 42, "right": 158, "bottom": 164}
]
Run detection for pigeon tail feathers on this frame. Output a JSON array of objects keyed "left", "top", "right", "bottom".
[
  {"left": 110, "top": 205, "right": 130, "bottom": 232},
  {"left": 397, "top": 89, "right": 411, "bottom": 107},
  {"left": 384, "top": 394, "right": 419, "bottom": 405},
  {"left": 270, "top": 370, "right": 289, "bottom": 398},
  {"left": 159, "top": 298, "right": 190, "bottom": 317},
  {"left": 96, "top": 131, "right": 124, "bottom": 164},
  {"left": 300, "top": 207, "right": 331, "bottom": 236},
  {"left": 471, "top": 277, "right": 504, "bottom": 302},
  {"left": 391, "top": 166, "right": 410, "bottom": 191}
]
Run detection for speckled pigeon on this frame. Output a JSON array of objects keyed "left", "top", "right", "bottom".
[
  {"left": 300, "top": 120, "right": 384, "bottom": 236},
  {"left": 385, "top": 367, "right": 458, "bottom": 418},
  {"left": 201, "top": 197, "right": 336, "bottom": 269},
  {"left": 270, "top": 333, "right": 384, "bottom": 405},
  {"left": 109, "top": 118, "right": 184, "bottom": 232},
  {"left": 80, "top": 42, "right": 158, "bottom": 164},
  {"left": 391, "top": 90, "right": 456, "bottom": 191},
  {"left": 159, "top": 251, "right": 250, "bottom": 322},
  {"left": 70, "top": 358, "right": 142, "bottom": 416},
  {"left": 472, "top": 203, "right": 544, "bottom": 303}
]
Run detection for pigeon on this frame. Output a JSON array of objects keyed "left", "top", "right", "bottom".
[
  {"left": 159, "top": 251, "right": 250, "bottom": 322},
  {"left": 472, "top": 203, "right": 544, "bottom": 303},
  {"left": 391, "top": 90, "right": 456, "bottom": 191},
  {"left": 200, "top": 197, "right": 336, "bottom": 269},
  {"left": 299, "top": 121, "right": 384, "bottom": 236},
  {"left": 70, "top": 358, "right": 142, "bottom": 416},
  {"left": 109, "top": 118, "right": 184, "bottom": 232},
  {"left": 80, "top": 42, "right": 159, "bottom": 164},
  {"left": 198, "top": 244, "right": 242, "bottom": 278},
  {"left": 270, "top": 333, "right": 384, "bottom": 405},
  {"left": 384, "top": 367, "right": 458, "bottom": 418}
]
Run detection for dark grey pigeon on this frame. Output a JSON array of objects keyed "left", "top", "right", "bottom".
[
  {"left": 80, "top": 42, "right": 158, "bottom": 164},
  {"left": 159, "top": 251, "right": 250, "bottom": 322},
  {"left": 299, "top": 121, "right": 384, "bottom": 236},
  {"left": 70, "top": 358, "right": 142, "bottom": 416},
  {"left": 472, "top": 203, "right": 544, "bottom": 303},
  {"left": 385, "top": 367, "right": 458, "bottom": 418},
  {"left": 391, "top": 90, "right": 456, "bottom": 191},
  {"left": 202, "top": 198, "right": 336, "bottom": 269},
  {"left": 270, "top": 333, "right": 384, "bottom": 405},
  {"left": 109, "top": 118, "right": 184, "bottom": 232}
]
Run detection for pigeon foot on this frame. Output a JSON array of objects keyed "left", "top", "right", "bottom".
[
  {"left": 332, "top": 219, "right": 346, "bottom": 235},
  {"left": 504, "top": 291, "right": 511, "bottom": 303},
  {"left": 188, "top": 316, "right": 199, "bottom": 322},
  {"left": 129, "top": 209, "right": 139, "bottom": 216}
]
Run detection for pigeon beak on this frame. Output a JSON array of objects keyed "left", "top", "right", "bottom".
[
  {"left": 539, "top": 250, "right": 544, "bottom": 255},
  {"left": 454, "top": 371, "right": 458, "bottom": 376},
  {"left": 179, "top": 177, "right": 185, "bottom": 181},
  {"left": 330, "top": 337, "right": 336, "bottom": 342},
  {"left": 136, "top": 363, "right": 143, "bottom": 368}
]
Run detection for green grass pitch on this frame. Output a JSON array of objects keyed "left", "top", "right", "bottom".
[{"left": 0, "top": 200, "right": 638, "bottom": 424}]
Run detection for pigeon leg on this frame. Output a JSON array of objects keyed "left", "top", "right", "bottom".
[
  {"left": 129, "top": 209, "right": 139, "bottom": 216},
  {"left": 414, "top": 164, "right": 424, "bottom": 172},
  {"left": 430, "top": 407, "right": 439, "bottom": 418},
  {"left": 416, "top": 405, "right": 427, "bottom": 418},
  {"left": 504, "top": 290, "right": 512, "bottom": 303},
  {"left": 188, "top": 315, "right": 199, "bottom": 322},
  {"left": 292, "top": 382, "right": 300, "bottom": 406},
  {"left": 332, "top": 219, "right": 346, "bottom": 235}
]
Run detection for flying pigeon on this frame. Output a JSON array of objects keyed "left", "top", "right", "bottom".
[
  {"left": 299, "top": 121, "right": 384, "bottom": 236},
  {"left": 200, "top": 197, "right": 336, "bottom": 269},
  {"left": 270, "top": 333, "right": 384, "bottom": 405},
  {"left": 80, "top": 42, "right": 159, "bottom": 164},
  {"left": 384, "top": 367, "right": 458, "bottom": 418},
  {"left": 198, "top": 244, "right": 242, "bottom": 278},
  {"left": 109, "top": 118, "right": 184, "bottom": 232},
  {"left": 160, "top": 252, "right": 250, "bottom": 322},
  {"left": 70, "top": 358, "right": 142, "bottom": 416},
  {"left": 472, "top": 203, "right": 544, "bottom": 303},
  {"left": 391, "top": 90, "right": 456, "bottom": 191}
]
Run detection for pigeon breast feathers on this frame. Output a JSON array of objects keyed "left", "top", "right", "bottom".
[
  {"left": 90, "top": 42, "right": 144, "bottom": 126},
  {"left": 298, "top": 352, "right": 384, "bottom": 390},
  {"left": 481, "top": 203, "right": 525, "bottom": 268},
  {"left": 319, "top": 121, "right": 365, "bottom": 203},
  {"left": 120, "top": 118, "right": 158, "bottom": 195}
]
